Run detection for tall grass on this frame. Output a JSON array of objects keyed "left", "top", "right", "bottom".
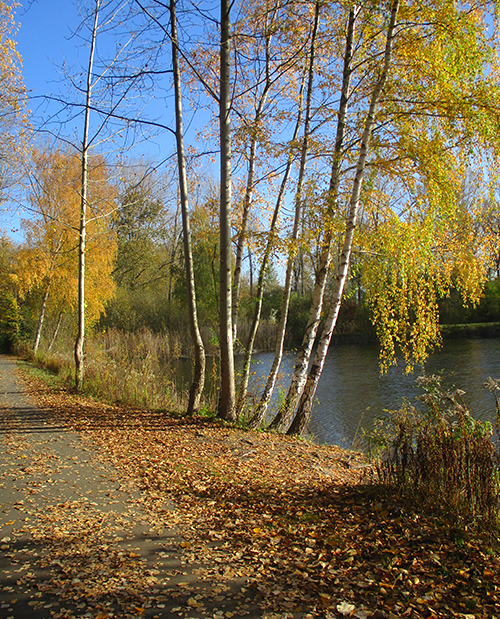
[
  {"left": 235, "top": 318, "right": 280, "bottom": 353},
  {"left": 370, "top": 375, "right": 500, "bottom": 532},
  {"left": 84, "top": 328, "right": 188, "bottom": 410},
  {"left": 28, "top": 326, "right": 189, "bottom": 411},
  {"left": 23, "top": 316, "right": 285, "bottom": 414}
]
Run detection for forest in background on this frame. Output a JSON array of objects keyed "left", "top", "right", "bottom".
[{"left": 1, "top": 0, "right": 500, "bottom": 434}]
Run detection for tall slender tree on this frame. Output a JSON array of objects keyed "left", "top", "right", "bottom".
[
  {"left": 218, "top": 0, "right": 236, "bottom": 421},
  {"left": 75, "top": 0, "right": 100, "bottom": 390},
  {"left": 230, "top": 1, "right": 282, "bottom": 342},
  {"left": 282, "top": 0, "right": 500, "bottom": 434},
  {"left": 240, "top": 79, "right": 305, "bottom": 416},
  {"left": 271, "top": 3, "right": 358, "bottom": 431},
  {"left": 247, "top": 0, "right": 323, "bottom": 425},
  {"left": 16, "top": 147, "right": 116, "bottom": 357},
  {"left": 41, "top": 0, "right": 162, "bottom": 389},
  {"left": 287, "top": 0, "right": 400, "bottom": 435},
  {"left": 170, "top": 0, "right": 205, "bottom": 414}
]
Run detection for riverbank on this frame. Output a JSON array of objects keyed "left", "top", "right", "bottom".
[
  {"left": 1, "top": 356, "right": 500, "bottom": 618},
  {"left": 440, "top": 322, "right": 500, "bottom": 339},
  {"left": 326, "top": 322, "right": 500, "bottom": 346}
]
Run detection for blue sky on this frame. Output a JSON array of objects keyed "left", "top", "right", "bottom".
[
  {"left": 15, "top": 0, "right": 214, "bottom": 167},
  {"left": 17, "top": 0, "right": 81, "bottom": 106},
  {"left": 16, "top": 0, "right": 179, "bottom": 150}
]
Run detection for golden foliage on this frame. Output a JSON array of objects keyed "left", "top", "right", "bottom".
[
  {"left": 0, "top": 0, "right": 27, "bottom": 196},
  {"left": 15, "top": 147, "right": 117, "bottom": 326},
  {"left": 362, "top": 177, "right": 495, "bottom": 371}
]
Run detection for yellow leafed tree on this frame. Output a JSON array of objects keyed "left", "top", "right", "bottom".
[
  {"left": 14, "top": 147, "right": 117, "bottom": 354},
  {"left": 0, "top": 0, "right": 27, "bottom": 200}
]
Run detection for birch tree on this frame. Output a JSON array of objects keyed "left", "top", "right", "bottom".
[
  {"left": 39, "top": 0, "right": 162, "bottom": 389},
  {"left": 74, "top": 0, "right": 99, "bottom": 390},
  {"left": 246, "top": 0, "right": 323, "bottom": 424},
  {"left": 287, "top": 0, "right": 400, "bottom": 435},
  {"left": 170, "top": 0, "right": 205, "bottom": 414},
  {"left": 15, "top": 147, "right": 116, "bottom": 357},
  {"left": 229, "top": 0, "right": 301, "bottom": 341},
  {"left": 240, "top": 84, "right": 304, "bottom": 417},
  {"left": 218, "top": 0, "right": 236, "bottom": 421},
  {"left": 270, "top": 3, "right": 359, "bottom": 431},
  {"left": 230, "top": 17, "right": 274, "bottom": 343},
  {"left": 284, "top": 0, "right": 500, "bottom": 434}
]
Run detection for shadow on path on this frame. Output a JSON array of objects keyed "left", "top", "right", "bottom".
[{"left": 0, "top": 355, "right": 261, "bottom": 619}]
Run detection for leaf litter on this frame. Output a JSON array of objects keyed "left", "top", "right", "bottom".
[{"left": 1, "top": 367, "right": 500, "bottom": 619}]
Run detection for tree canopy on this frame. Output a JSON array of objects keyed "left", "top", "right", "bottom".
[
  {"left": 0, "top": 0, "right": 27, "bottom": 200},
  {"left": 14, "top": 147, "right": 117, "bottom": 346}
]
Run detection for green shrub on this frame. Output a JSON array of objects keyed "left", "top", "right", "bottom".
[
  {"left": 370, "top": 375, "right": 500, "bottom": 532},
  {"left": 0, "top": 291, "right": 20, "bottom": 352}
]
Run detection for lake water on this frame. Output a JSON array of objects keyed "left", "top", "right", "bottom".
[{"left": 177, "top": 338, "right": 500, "bottom": 448}]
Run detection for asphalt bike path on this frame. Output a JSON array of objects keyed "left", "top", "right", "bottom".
[{"left": 0, "top": 356, "right": 260, "bottom": 619}]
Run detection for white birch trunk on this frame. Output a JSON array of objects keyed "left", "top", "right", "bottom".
[
  {"left": 251, "top": 1, "right": 323, "bottom": 427},
  {"left": 34, "top": 234, "right": 63, "bottom": 356},
  {"left": 272, "top": 5, "right": 358, "bottom": 432},
  {"left": 170, "top": 0, "right": 206, "bottom": 414},
  {"left": 232, "top": 135, "right": 256, "bottom": 343},
  {"left": 33, "top": 283, "right": 50, "bottom": 356},
  {"left": 75, "top": 0, "right": 99, "bottom": 391},
  {"left": 288, "top": 0, "right": 400, "bottom": 435},
  {"left": 238, "top": 79, "right": 304, "bottom": 414},
  {"left": 231, "top": 32, "right": 273, "bottom": 342},
  {"left": 47, "top": 311, "right": 63, "bottom": 353}
]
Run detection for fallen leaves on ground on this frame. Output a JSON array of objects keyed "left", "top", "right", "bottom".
[{"left": 2, "top": 368, "right": 500, "bottom": 619}]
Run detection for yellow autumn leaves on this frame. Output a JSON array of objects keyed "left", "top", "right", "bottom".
[
  {"left": 0, "top": 0, "right": 27, "bottom": 199},
  {"left": 13, "top": 147, "right": 117, "bottom": 329}
]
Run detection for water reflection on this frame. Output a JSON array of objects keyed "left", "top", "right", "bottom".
[{"left": 176, "top": 338, "right": 500, "bottom": 448}]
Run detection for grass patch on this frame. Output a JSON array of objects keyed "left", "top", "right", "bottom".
[
  {"left": 18, "top": 357, "right": 70, "bottom": 390},
  {"left": 22, "top": 328, "right": 190, "bottom": 412}
]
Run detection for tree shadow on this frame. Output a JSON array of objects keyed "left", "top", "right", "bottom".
[{"left": 0, "top": 405, "right": 68, "bottom": 434}]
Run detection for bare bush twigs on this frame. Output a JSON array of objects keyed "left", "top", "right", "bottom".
[{"left": 371, "top": 375, "right": 500, "bottom": 532}]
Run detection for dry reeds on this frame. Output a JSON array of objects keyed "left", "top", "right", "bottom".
[
  {"left": 30, "top": 327, "right": 188, "bottom": 411},
  {"left": 83, "top": 328, "right": 187, "bottom": 410},
  {"left": 370, "top": 375, "right": 500, "bottom": 532}
]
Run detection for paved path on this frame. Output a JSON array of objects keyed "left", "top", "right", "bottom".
[{"left": 0, "top": 357, "right": 259, "bottom": 619}]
